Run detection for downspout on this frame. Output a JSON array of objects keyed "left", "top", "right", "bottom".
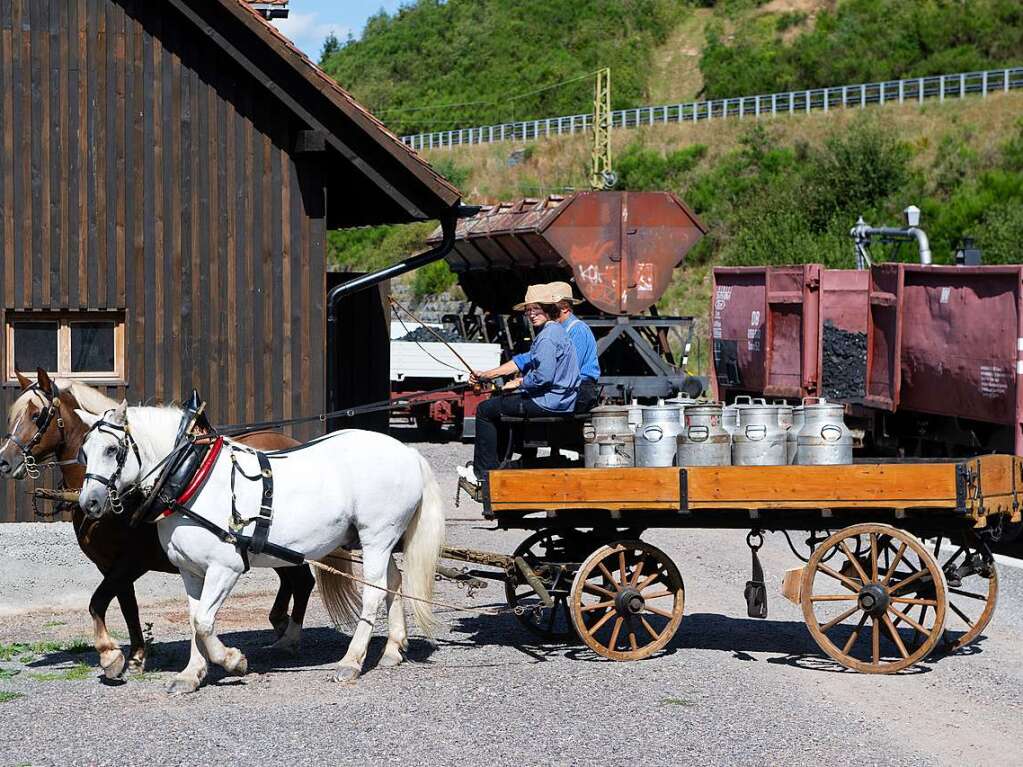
[{"left": 324, "top": 205, "right": 478, "bottom": 429}]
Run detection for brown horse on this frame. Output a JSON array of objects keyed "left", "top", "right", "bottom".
[{"left": 0, "top": 368, "right": 315, "bottom": 679}]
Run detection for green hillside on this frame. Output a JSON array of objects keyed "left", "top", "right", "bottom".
[{"left": 322, "top": 0, "right": 1023, "bottom": 309}]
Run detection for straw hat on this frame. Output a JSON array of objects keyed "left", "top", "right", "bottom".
[
  {"left": 512, "top": 283, "right": 559, "bottom": 311},
  {"left": 547, "top": 281, "right": 582, "bottom": 305}
]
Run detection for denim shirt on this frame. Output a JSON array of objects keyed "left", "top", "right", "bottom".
[
  {"left": 513, "top": 321, "right": 580, "bottom": 412},
  {"left": 562, "top": 316, "right": 600, "bottom": 381}
]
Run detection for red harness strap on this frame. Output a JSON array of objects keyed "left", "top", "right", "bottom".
[{"left": 160, "top": 436, "right": 225, "bottom": 519}]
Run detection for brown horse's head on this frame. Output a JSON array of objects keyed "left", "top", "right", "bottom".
[{"left": 0, "top": 368, "right": 87, "bottom": 482}]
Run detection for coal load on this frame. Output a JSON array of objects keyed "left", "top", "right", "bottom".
[
  {"left": 398, "top": 326, "right": 464, "bottom": 343},
  {"left": 821, "top": 320, "right": 867, "bottom": 400}
]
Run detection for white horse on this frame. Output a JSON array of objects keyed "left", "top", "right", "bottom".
[{"left": 76, "top": 401, "right": 445, "bottom": 693}]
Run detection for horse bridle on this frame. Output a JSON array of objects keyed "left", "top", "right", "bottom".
[
  {"left": 80, "top": 414, "right": 141, "bottom": 516},
  {"left": 3, "top": 383, "right": 67, "bottom": 479}
]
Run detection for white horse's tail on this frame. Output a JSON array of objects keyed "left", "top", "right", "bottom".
[
  {"left": 315, "top": 550, "right": 362, "bottom": 631},
  {"left": 402, "top": 453, "right": 446, "bottom": 637}
]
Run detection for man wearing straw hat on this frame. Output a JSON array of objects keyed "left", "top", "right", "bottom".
[
  {"left": 459, "top": 283, "right": 580, "bottom": 486},
  {"left": 543, "top": 281, "right": 600, "bottom": 412}
]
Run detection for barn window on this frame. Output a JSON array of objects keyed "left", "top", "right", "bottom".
[{"left": 5, "top": 312, "right": 125, "bottom": 383}]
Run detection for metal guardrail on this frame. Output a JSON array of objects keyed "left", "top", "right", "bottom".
[{"left": 400, "top": 67, "right": 1023, "bottom": 151}]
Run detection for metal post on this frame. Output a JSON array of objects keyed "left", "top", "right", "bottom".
[
  {"left": 823, "top": 89, "right": 828, "bottom": 113},
  {"left": 842, "top": 86, "right": 847, "bottom": 107},
  {"left": 960, "top": 73, "right": 965, "bottom": 98},
  {"left": 899, "top": 80, "right": 904, "bottom": 103},
  {"left": 982, "top": 70, "right": 988, "bottom": 96},
  {"left": 806, "top": 90, "right": 810, "bottom": 113},
  {"left": 880, "top": 81, "right": 885, "bottom": 105},
  {"left": 1006, "top": 69, "right": 1010, "bottom": 92},
  {"left": 940, "top": 75, "right": 945, "bottom": 102},
  {"left": 919, "top": 77, "right": 924, "bottom": 103},
  {"left": 772, "top": 93, "right": 776, "bottom": 115},
  {"left": 789, "top": 91, "right": 794, "bottom": 113}
]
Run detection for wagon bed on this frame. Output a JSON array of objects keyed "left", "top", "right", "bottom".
[{"left": 449, "top": 455, "right": 1017, "bottom": 673}]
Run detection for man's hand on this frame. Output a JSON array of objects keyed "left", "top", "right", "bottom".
[{"left": 502, "top": 377, "right": 522, "bottom": 391}]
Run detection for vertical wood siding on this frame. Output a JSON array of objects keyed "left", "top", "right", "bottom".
[{"left": 0, "top": 0, "right": 326, "bottom": 521}]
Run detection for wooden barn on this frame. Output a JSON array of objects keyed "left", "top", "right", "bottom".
[{"left": 0, "top": 0, "right": 461, "bottom": 521}]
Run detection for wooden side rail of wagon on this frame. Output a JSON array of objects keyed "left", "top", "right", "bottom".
[{"left": 462, "top": 455, "right": 1019, "bottom": 674}]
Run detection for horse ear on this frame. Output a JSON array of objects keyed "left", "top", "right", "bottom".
[
  {"left": 37, "top": 367, "right": 53, "bottom": 395},
  {"left": 14, "top": 368, "right": 31, "bottom": 390},
  {"left": 75, "top": 409, "right": 100, "bottom": 429},
  {"left": 110, "top": 399, "right": 129, "bottom": 424}
]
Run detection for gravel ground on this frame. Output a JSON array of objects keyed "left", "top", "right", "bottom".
[{"left": 1, "top": 433, "right": 1022, "bottom": 766}]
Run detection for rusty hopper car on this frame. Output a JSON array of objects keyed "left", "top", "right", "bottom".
[
  {"left": 711, "top": 263, "right": 1023, "bottom": 457},
  {"left": 428, "top": 191, "right": 707, "bottom": 400}
]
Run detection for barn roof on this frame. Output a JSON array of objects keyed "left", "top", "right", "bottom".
[{"left": 168, "top": 0, "right": 462, "bottom": 227}]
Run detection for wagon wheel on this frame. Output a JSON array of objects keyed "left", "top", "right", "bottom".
[
  {"left": 569, "top": 540, "right": 685, "bottom": 661},
  {"left": 504, "top": 530, "right": 589, "bottom": 641},
  {"left": 909, "top": 533, "right": 997, "bottom": 653},
  {"left": 801, "top": 523, "right": 947, "bottom": 674}
]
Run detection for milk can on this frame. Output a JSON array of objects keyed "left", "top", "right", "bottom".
[
  {"left": 665, "top": 395, "right": 698, "bottom": 423},
  {"left": 627, "top": 399, "right": 643, "bottom": 431},
  {"left": 787, "top": 406, "right": 804, "bottom": 464},
  {"left": 593, "top": 440, "right": 632, "bottom": 469},
  {"left": 797, "top": 398, "right": 853, "bottom": 465},
  {"left": 635, "top": 404, "right": 684, "bottom": 467},
  {"left": 677, "top": 402, "right": 731, "bottom": 466},
  {"left": 584, "top": 406, "right": 634, "bottom": 467},
  {"left": 722, "top": 404, "right": 739, "bottom": 438},
  {"left": 732, "top": 402, "right": 787, "bottom": 466},
  {"left": 774, "top": 402, "right": 794, "bottom": 431}
]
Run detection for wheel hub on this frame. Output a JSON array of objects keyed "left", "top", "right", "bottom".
[
  {"left": 857, "top": 583, "right": 890, "bottom": 617},
  {"left": 615, "top": 587, "right": 644, "bottom": 615}
]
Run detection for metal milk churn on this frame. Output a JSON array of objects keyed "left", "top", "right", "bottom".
[
  {"left": 665, "top": 395, "right": 697, "bottom": 423},
  {"left": 722, "top": 403, "right": 739, "bottom": 438},
  {"left": 732, "top": 401, "right": 787, "bottom": 466},
  {"left": 677, "top": 402, "right": 731, "bottom": 466},
  {"left": 787, "top": 405, "right": 804, "bottom": 464},
  {"left": 796, "top": 398, "right": 853, "bottom": 465},
  {"left": 635, "top": 403, "right": 684, "bottom": 467},
  {"left": 593, "top": 440, "right": 631, "bottom": 468},
  {"left": 627, "top": 399, "right": 643, "bottom": 431},
  {"left": 584, "top": 405, "right": 635, "bottom": 467},
  {"left": 775, "top": 402, "right": 794, "bottom": 431}
]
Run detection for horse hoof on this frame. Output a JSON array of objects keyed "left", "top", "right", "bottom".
[
  {"left": 267, "top": 637, "right": 299, "bottom": 655},
  {"left": 331, "top": 665, "right": 360, "bottom": 684},
  {"left": 100, "top": 650, "right": 126, "bottom": 680},
  {"left": 223, "top": 649, "right": 248, "bottom": 676},
  {"left": 166, "top": 676, "right": 199, "bottom": 695},
  {"left": 269, "top": 618, "right": 289, "bottom": 639},
  {"left": 378, "top": 651, "right": 404, "bottom": 668}
]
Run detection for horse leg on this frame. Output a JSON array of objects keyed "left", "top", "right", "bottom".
[
  {"left": 191, "top": 563, "right": 247, "bottom": 677},
  {"left": 268, "top": 567, "right": 293, "bottom": 638},
  {"left": 166, "top": 571, "right": 209, "bottom": 695},
  {"left": 332, "top": 547, "right": 390, "bottom": 684},
  {"left": 269, "top": 564, "right": 314, "bottom": 654},
  {"left": 89, "top": 566, "right": 137, "bottom": 680},
  {"left": 114, "top": 575, "right": 149, "bottom": 674},
  {"left": 379, "top": 555, "right": 408, "bottom": 669}
]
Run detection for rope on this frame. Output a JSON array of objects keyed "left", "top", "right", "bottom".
[{"left": 306, "top": 558, "right": 508, "bottom": 618}]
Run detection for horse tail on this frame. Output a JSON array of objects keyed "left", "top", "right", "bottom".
[
  {"left": 402, "top": 452, "right": 446, "bottom": 637},
  {"left": 314, "top": 550, "right": 362, "bottom": 631}
]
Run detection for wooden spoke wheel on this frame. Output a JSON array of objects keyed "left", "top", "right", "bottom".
[
  {"left": 569, "top": 540, "right": 685, "bottom": 661},
  {"left": 801, "top": 523, "right": 947, "bottom": 674},
  {"left": 918, "top": 534, "right": 998, "bottom": 653},
  {"left": 504, "top": 530, "right": 590, "bottom": 641}
]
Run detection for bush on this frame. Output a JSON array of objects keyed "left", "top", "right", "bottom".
[
  {"left": 616, "top": 143, "right": 707, "bottom": 191},
  {"left": 412, "top": 259, "right": 457, "bottom": 298}
]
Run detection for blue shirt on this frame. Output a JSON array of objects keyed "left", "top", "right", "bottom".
[
  {"left": 512, "top": 321, "right": 580, "bottom": 412},
  {"left": 562, "top": 316, "right": 600, "bottom": 381},
  {"left": 515, "top": 315, "right": 600, "bottom": 382}
]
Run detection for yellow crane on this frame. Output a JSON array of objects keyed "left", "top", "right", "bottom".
[{"left": 590, "top": 67, "right": 615, "bottom": 190}]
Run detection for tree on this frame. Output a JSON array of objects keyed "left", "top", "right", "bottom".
[{"left": 319, "top": 31, "right": 342, "bottom": 67}]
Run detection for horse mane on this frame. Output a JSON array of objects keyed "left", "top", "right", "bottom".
[
  {"left": 7, "top": 378, "right": 121, "bottom": 423},
  {"left": 123, "top": 405, "right": 185, "bottom": 468}
]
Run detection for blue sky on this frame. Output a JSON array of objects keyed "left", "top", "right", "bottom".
[{"left": 272, "top": 0, "right": 405, "bottom": 60}]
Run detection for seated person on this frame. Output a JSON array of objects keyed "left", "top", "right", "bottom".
[
  {"left": 458, "top": 284, "right": 581, "bottom": 485},
  {"left": 545, "top": 281, "right": 601, "bottom": 412}
]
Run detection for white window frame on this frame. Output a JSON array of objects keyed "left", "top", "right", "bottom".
[{"left": 5, "top": 310, "right": 126, "bottom": 384}]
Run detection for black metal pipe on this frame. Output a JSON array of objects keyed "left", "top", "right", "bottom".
[{"left": 324, "top": 205, "right": 478, "bottom": 426}]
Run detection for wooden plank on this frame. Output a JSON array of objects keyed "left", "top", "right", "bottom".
[
  {"left": 261, "top": 122, "right": 273, "bottom": 420},
  {"left": 29, "top": 0, "right": 42, "bottom": 307},
  {"left": 489, "top": 469, "right": 681, "bottom": 512},
  {"left": 225, "top": 83, "right": 238, "bottom": 424},
  {"left": 142, "top": 11, "right": 156, "bottom": 395},
  {"left": 56, "top": 0, "right": 68, "bottom": 308},
  {"left": 168, "top": 21, "right": 181, "bottom": 400},
  {"left": 279, "top": 146, "right": 291, "bottom": 428},
  {"left": 152, "top": 9, "right": 164, "bottom": 398},
  {"left": 112, "top": 0, "right": 125, "bottom": 308},
  {"left": 2, "top": 2, "right": 14, "bottom": 312},
  {"left": 684, "top": 464, "right": 961, "bottom": 507},
  {"left": 187, "top": 57, "right": 200, "bottom": 405},
  {"left": 241, "top": 89, "right": 254, "bottom": 424},
  {"left": 75, "top": 0, "right": 86, "bottom": 309},
  {"left": 208, "top": 52, "right": 224, "bottom": 418},
  {"left": 85, "top": 0, "right": 98, "bottom": 309},
  {"left": 93, "top": 0, "right": 106, "bottom": 310},
  {"left": 250, "top": 97, "right": 264, "bottom": 422},
  {"left": 37, "top": 0, "right": 50, "bottom": 307},
  {"left": 270, "top": 126, "right": 284, "bottom": 423}
]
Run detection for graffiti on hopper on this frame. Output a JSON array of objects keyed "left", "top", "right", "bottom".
[{"left": 712, "top": 286, "right": 733, "bottom": 340}]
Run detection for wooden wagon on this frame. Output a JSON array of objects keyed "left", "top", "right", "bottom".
[{"left": 446, "top": 455, "right": 1019, "bottom": 673}]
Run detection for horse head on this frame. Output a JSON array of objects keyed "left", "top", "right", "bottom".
[
  {"left": 0, "top": 368, "right": 70, "bottom": 479},
  {"left": 76, "top": 400, "right": 140, "bottom": 519}
]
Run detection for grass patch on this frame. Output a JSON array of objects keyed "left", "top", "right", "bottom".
[
  {"left": 0, "top": 639, "right": 93, "bottom": 661},
  {"left": 42, "top": 620, "right": 66, "bottom": 629},
  {"left": 0, "top": 691, "right": 25, "bottom": 703},
  {"left": 27, "top": 663, "right": 93, "bottom": 682},
  {"left": 661, "top": 696, "right": 696, "bottom": 707},
  {"left": 0, "top": 668, "right": 20, "bottom": 680}
]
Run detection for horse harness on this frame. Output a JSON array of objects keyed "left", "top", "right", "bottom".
[
  {"left": 81, "top": 390, "right": 302, "bottom": 570},
  {"left": 4, "top": 383, "right": 69, "bottom": 479}
]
